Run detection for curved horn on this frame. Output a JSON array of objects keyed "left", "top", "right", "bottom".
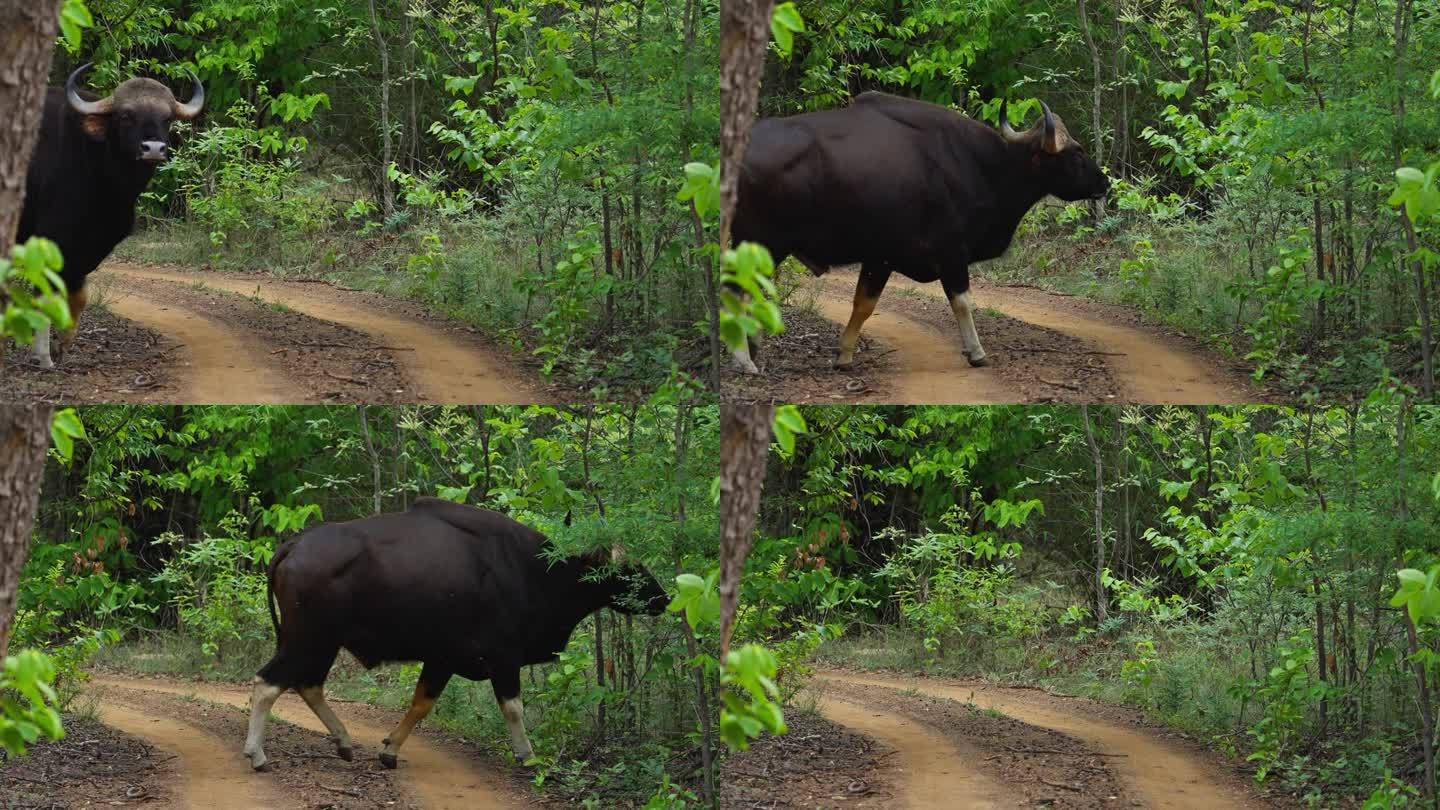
[
  {"left": 1039, "top": 101, "right": 1062, "bottom": 154},
  {"left": 610, "top": 543, "right": 624, "bottom": 563},
  {"left": 66, "top": 63, "right": 113, "bottom": 117},
  {"left": 173, "top": 69, "right": 205, "bottom": 121},
  {"left": 998, "top": 98, "right": 1022, "bottom": 142}
]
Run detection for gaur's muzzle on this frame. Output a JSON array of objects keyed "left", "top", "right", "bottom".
[{"left": 139, "top": 141, "right": 169, "bottom": 162}]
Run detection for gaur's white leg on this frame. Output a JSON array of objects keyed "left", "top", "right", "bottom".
[
  {"left": 243, "top": 678, "right": 284, "bottom": 771},
  {"left": 499, "top": 696, "right": 534, "bottom": 763},
  {"left": 948, "top": 290, "right": 989, "bottom": 367},
  {"left": 730, "top": 342, "right": 760, "bottom": 374},
  {"left": 30, "top": 325, "right": 54, "bottom": 369},
  {"left": 297, "top": 686, "right": 353, "bottom": 761}
]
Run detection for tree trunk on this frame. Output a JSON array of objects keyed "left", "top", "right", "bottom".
[
  {"left": 368, "top": 0, "right": 395, "bottom": 220},
  {"left": 672, "top": 400, "right": 716, "bottom": 806},
  {"left": 1080, "top": 404, "right": 1107, "bottom": 624},
  {"left": 682, "top": 0, "right": 722, "bottom": 389},
  {"left": 0, "top": 405, "right": 53, "bottom": 656},
  {"left": 1391, "top": 0, "right": 1433, "bottom": 396},
  {"left": 719, "top": 0, "right": 775, "bottom": 253},
  {"left": 719, "top": 404, "right": 773, "bottom": 659},
  {"left": 1076, "top": 0, "right": 1106, "bottom": 219},
  {"left": 0, "top": 0, "right": 62, "bottom": 246},
  {"left": 358, "top": 406, "right": 383, "bottom": 515}
]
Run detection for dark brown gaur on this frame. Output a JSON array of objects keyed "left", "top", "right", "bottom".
[
  {"left": 16, "top": 63, "right": 206, "bottom": 368},
  {"left": 728, "top": 92, "right": 1109, "bottom": 374}
]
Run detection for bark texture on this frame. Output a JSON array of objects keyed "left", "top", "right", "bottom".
[
  {"left": 0, "top": 0, "right": 63, "bottom": 245},
  {"left": 718, "top": 0, "right": 774, "bottom": 253},
  {"left": 719, "top": 403, "right": 773, "bottom": 659},
  {"left": 0, "top": 405, "right": 54, "bottom": 657}
]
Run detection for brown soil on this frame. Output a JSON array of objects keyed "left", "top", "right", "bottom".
[
  {"left": 0, "top": 308, "right": 180, "bottom": 404},
  {"left": 818, "top": 669, "right": 1282, "bottom": 809},
  {"left": 720, "top": 306, "right": 901, "bottom": 402},
  {"left": 118, "top": 276, "right": 415, "bottom": 403},
  {"left": 720, "top": 709, "right": 900, "bottom": 809},
  {"left": 0, "top": 715, "right": 179, "bottom": 808},
  {"left": 968, "top": 278, "right": 1260, "bottom": 404},
  {"left": 724, "top": 269, "right": 1260, "bottom": 404},
  {"left": 2, "top": 259, "right": 552, "bottom": 404},
  {"left": 822, "top": 680, "right": 1133, "bottom": 808},
  {"left": 90, "top": 674, "right": 538, "bottom": 809},
  {"left": 105, "top": 263, "right": 542, "bottom": 404}
]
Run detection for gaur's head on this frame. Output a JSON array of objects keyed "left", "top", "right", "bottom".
[
  {"left": 66, "top": 63, "right": 204, "bottom": 167},
  {"left": 578, "top": 550, "right": 669, "bottom": 616},
  {"left": 999, "top": 100, "right": 1110, "bottom": 202}
]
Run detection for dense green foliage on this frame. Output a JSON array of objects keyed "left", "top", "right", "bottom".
[
  {"left": 63, "top": 0, "right": 718, "bottom": 391},
  {"left": 17, "top": 400, "right": 722, "bottom": 805},
  {"left": 742, "top": 402, "right": 1440, "bottom": 804},
  {"left": 764, "top": 0, "right": 1440, "bottom": 399}
]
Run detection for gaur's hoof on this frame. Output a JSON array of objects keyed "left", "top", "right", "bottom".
[
  {"left": 833, "top": 358, "right": 854, "bottom": 370},
  {"left": 379, "top": 752, "right": 398, "bottom": 769},
  {"left": 731, "top": 358, "right": 761, "bottom": 375},
  {"left": 337, "top": 745, "right": 354, "bottom": 762},
  {"left": 252, "top": 759, "right": 270, "bottom": 772},
  {"left": 967, "top": 354, "right": 991, "bottom": 368}
]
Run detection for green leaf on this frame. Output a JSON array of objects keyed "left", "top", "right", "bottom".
[
  {"left": 58, "top": 0, "right": 93, "bottom": 53},
  {"left": 49, "top": 408, "right": 85, "bottom": 463},
  {"left": 770, "top": 3, "right": 804, "bottom": 57}
]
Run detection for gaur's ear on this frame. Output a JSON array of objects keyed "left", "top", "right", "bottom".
[{"left": 80, "top": 115, "right": 109, "bottom": 141}]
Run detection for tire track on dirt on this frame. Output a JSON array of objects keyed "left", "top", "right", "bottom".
[
  {"left": 93, "top": 690, "right": 293, "bottom": 809},
  {"left": 806, "top": 281, "right": 1021, "bottom": 403},
  {"left": 94, "top": 676, "right": 533, "bottom": 809},
  {"left": 803, "top": 272, "right": 1253, "bottom": 403},
  {"left": 888, "top": 274, "right": 1249, "bottom": 403},
  {"left": 99, "top": 285, "right": 304, "bottom": 404},
  {"left": 102, "top": 263, "right": 540, "bottom": 404},
  {"left": 968, "top": 279, "right": 1250, "bottom": 404},
  {"left": 817, "top": 694, "right": 1009, "bottom": 808},
  {"left": 819, "top": 670, "right": 1265, "bottom": 809}
]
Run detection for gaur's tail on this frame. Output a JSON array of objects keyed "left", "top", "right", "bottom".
[{"left": 265, "top": 540, "right": 298, "bottom": 646}]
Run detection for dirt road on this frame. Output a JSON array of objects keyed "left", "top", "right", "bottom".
[
  {"left": 90, "top": 675, "right": 536, "bottom": 809},
  {"left": 818, "top": 694, "right": 1010, "bottom": 808},
  {"left": 817, "top": 670, "right": 1267, "bottom": 809},
  {"left": 724, "top": 271, "right": 1258, "bottom": 404},
  {"left": 1, "top": 261, "right": 544, "bottom": 404}
]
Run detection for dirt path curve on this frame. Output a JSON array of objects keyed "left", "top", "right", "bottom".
[
  {"left": 819, "top": 670, "right": 1264, "bottom": 809},
  {"left": 807, "top": 279, "right": 1021, "bottom": 403},
  {"left": 94, "top": 690, "right": 293, "bottom": 809},
  {"left": 102, "top": 263, "right": 539, "bottom": 404},
  {"left": 805, "top": 272, "right": 1253, "bottom": 403},
  {"left": 94, "top": 675, "right": 529, "bottom": 809},
  {"left": 102, "top": 287, "right": 303, "bottom": 404},
  {"left": 817, "top": 694, "right": 1009, "bottom": 808},
  {"left": 968, "top": 279, "right": 1250, "bottom": 404}
]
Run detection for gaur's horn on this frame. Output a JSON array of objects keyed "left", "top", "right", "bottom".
[
  {"left": 998, "top": 99, "right": 1022, "bottom": 142},
  {"left": 173, "top": 69, "right": 205, "bottom": 121},
  {"left": 610, "top": 544, "right": 624, "bottom": 563},
  {"left": 1039, "top": 101, "right": 1062, "bottom": 154},
  {"left": 66, "top": 64, "right": 113, "bottom": 116}
]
